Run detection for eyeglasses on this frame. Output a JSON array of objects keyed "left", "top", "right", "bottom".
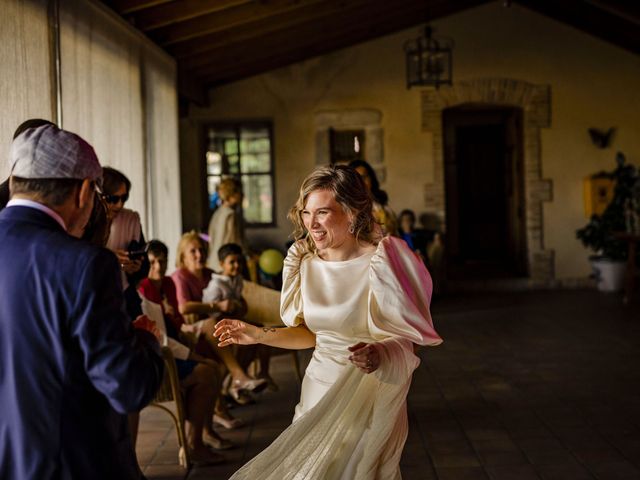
[{"left": 102, "top": 193, "right": 129, "bottom": 204}]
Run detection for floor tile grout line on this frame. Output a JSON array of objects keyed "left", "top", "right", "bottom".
[
  {"left": 529, "top": 406, "right": 600, "bottom": 479},
  {"left": 406, "top": 406, "right": 439, "bottom": 479}
]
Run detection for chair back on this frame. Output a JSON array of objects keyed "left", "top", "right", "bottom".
[
  {"left": 149, "top": 347, "right": 190, "bottom": 468},
  {"left": 242, "top": 281, "right": 283, "bottom": 327}
]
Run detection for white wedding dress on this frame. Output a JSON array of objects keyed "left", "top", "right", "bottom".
[{"left": 229, "top": 236, "right": 442, "bottom": 480}]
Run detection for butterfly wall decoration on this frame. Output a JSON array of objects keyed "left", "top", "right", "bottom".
[{"left": 588, "top": 128, "right": 615, "bottom": 148}]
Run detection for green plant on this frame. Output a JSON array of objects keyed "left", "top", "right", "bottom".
[{"left": 576, "top": 152, "right": 638, "bottom": 261}]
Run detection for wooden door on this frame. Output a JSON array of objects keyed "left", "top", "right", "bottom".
[{"left": 443, "top": 105, "right": 527, "bottom": 279}]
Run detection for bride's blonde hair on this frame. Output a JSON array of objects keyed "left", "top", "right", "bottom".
[{"left": 288, "top": 165, "right": 379, "bottom": 254}]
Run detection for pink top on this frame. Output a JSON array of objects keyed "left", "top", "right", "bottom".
[{"left": 171, "top": 267, "right": 213, "bottom": 308}]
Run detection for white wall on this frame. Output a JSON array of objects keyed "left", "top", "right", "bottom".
[{"left": 181, "top": 2, "right": 640, "bottom": 280}]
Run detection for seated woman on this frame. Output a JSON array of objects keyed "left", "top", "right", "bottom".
[
  {"left": 171, "top": 232, "right": 267, "bottom": 408},
  {"left": 138, "top": 240, "right": 232, "bottom": 460}
]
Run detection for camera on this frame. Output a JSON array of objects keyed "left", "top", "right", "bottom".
[{"left": 127, "top": 243, "right": 149, "bottom": 260}]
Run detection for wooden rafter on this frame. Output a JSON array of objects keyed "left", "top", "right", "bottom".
[
  {"left": 180, "top": 0, "right": 489, "bottom": 79},
  {"left": 100, "top": 0, "right": 640, "bottom": 98},
  {"left": 516, "top": 0, "right": 640, "bottom": 55},
  {"left": 128, "top": 0, "right": 253, "bottom": 31},
  {"left": 166, "top": 0, "right": 397, "bottom": 59},
  {"left": 150, "top": 0, "right": 328, "bottom": 46},
  {"left": 107, "top": 0, "right": 173, "bottom": 15}
]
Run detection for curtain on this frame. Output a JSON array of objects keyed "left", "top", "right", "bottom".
[
  {"left": 0, "top": 0, "right": 181, "bottom": 257},
  {"left": 0, "top": 0, "right": 53, "bottom": 179},
  {"left": 59, "top": 0, "right": 146, "bottom": 221},
  {"left": 142, "top": 45, "right": 182, "bottom": 266}
]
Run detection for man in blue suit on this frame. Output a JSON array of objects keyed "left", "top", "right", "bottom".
[{"left": 0, "top": 124, "right": 164, "bottom": 479}]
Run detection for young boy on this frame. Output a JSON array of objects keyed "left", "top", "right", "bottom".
[
  {"left": 204, "top": 243, "right": 278, "bottom": 393},
  {"left": 202, "top": 243, "right": 247, "bottom": 320}
]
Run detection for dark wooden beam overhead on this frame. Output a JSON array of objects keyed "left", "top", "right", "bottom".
[
  {"left": 128, "top": 0, "right": 253, "bottom": 31},
  {"left": 180, "top": 0, "right": 490, "bottom": 80},
  {"left": 585, "top": 0, "right": 640, "bottom": 25},
  {"left": 100, "top": 0, "right": 640, "bottom": 100},
  {"left": 169, "top": 0, "right": 489, "bottom": 64},
  {"left": 107, "top": 0, "right": 173, "bottom": 15},
  {"left": 166, "top": 0, "right": 391, "bottom": 58},
  {"left": 182, "top": 0, "right": 422, "bottom": 72},
  {"left": 150, "top": 0, "right": 328, "bottom": 46},
  {"left": 516, "top": 0, "right": 640, "bottom": 55}
]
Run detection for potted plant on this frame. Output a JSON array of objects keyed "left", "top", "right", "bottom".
[{"left": 576, "top": 152, "right": 638, "bottom": 291}]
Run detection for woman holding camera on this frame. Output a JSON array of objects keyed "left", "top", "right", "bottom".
[{"left": 102, "top": 167, "right": 149, "bottom": 308}]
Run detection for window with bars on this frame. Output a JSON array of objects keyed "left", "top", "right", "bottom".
[
  {"left": 205, "top": 122, "right": 275, "bottom": 226},
  {"left": 329, "top": 128, "right": 365, "bottom": 164}
]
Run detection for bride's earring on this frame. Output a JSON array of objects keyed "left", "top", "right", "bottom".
[{"left": 348, "top": 223, "right": 355, "bottom": 234}]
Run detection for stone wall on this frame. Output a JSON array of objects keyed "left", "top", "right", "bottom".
[{"left": 422, "top": 78, "right": 555, "bottom": 281}]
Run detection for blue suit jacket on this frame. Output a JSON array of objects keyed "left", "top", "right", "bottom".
[{"left": 0, "top": 206, "right": 164, "bottom": 479}]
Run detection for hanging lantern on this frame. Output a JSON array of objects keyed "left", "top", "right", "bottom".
[{"left": 404, "top": 26, "right": 453, "bottom": 89}]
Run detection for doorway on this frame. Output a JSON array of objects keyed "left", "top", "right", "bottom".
[{"left": 443, "top": 105, "right": 527, "bottom": 279}]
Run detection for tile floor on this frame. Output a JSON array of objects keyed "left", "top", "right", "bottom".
[{"left": 137, "top": 290, "right": 640, "bottom": 480}]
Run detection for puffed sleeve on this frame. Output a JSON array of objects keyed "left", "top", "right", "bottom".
[
  {"left": 368, "top": 236, "right": 442, "bottom": 384},
  {"left": 280, "top": 241, "right": 307, "bottom": 327}
]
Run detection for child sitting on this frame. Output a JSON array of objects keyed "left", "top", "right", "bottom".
[
  {"left": 203, "top": 243, "right": 277, "bottom": 391},
  {"left": 202, "top": 243, "right": 247, "bottom": 320}
]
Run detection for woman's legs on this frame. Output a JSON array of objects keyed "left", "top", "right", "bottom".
[{"left": 256, "top": 345, "right": 278, "bottom": 391}]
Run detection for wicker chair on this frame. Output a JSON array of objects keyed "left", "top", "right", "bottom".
[{"left": 148, "top": 347, "right": 191, "bottom": 469}]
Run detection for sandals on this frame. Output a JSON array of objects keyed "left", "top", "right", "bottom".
[
  {"left": 213, "top": 413, "right": 245, "bottom": 430},
  {"left": 228, "top": 388, "right": 255, "bottom": 406},
  {"left": 231, "top": 377, "right": 268, "bottom": 394},
  {"left": 203, "top": 434, "right": 235, "bottom": 451},
  {"left": 228, "top": 377, "right": 268, "bottom": 405}
]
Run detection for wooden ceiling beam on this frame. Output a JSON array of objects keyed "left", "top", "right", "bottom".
[
  {"left": 107, "top": 0, "right": 173, "bottom": 15},
  {"left": 180, "top": 0, "right": 488, "bottom": 73},
  {"left": 150, "top": 0, "right": 327, "bottom": 45},
  {"left": 516, "top": 0, "right": 640, "bottom": 55},
  {"left": 190, "top": 0, "right": 488, "bottom": 85},
  {"left": 583, "top": 0, "right": 640, "bottom": 25},
  {"left": 170, "top": 0, "right": 489, "bottom": 61},
  {"left": 165, "top": 0, "right": 394, "bottom": 57},
  {"left": 129, "top": 0, "right": 252, "bottom": 31}
]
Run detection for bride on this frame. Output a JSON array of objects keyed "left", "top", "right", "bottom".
[{"left": 214, "top": 165, "right": 442, "bottom": 479}]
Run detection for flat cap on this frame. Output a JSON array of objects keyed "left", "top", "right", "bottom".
[{"left": 9, "top": 124, "right": 102, "bottom": 182}]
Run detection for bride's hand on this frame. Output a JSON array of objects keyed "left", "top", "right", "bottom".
[
  {"left": 214, "top": 319, "right": 259, "bottom": 347},
  {"left": 348, "top": 342, "right": 380, "bottom": 374}
]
